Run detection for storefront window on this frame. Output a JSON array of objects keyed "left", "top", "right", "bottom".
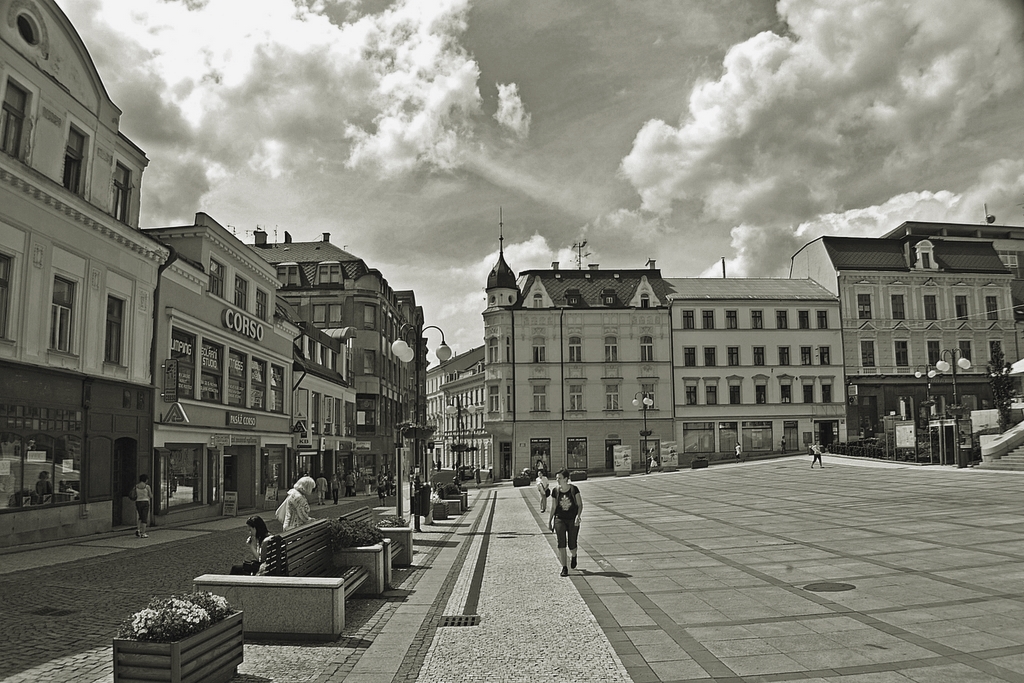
[
  {"left": 683, "top": 422, "right": 715, "bottom": 453},
  {"left": 742, "top": 421, "right": 774, "bottom": 450},
  {"left": 0, "top": 432, "right": 81, "bottom": 508},
  {"left": 227, "top": 350, "right": 246, "bottom": 407},
  {"left": 270, "top": 364, "right": 284, "bottom": 413},
  {"left": 718, "top": 422, "right": 738, "bottom": 454},
  {"left": 250, "top": 358, "right": 266, "bottom": 410},
  {"left": 162, "top": 445, "right": 204, "bottom": 508},
  {"left": 200, "top": 341, "right": 222, "bottom": 403},
  {"left": 171, "top": 329, "right": 195, "bottom": 399},
  {"left": 0, "top": 433, "right": 23, "bottom": 508},
  {"left": 566, "top": 437, "right": 587, "bottom": 470}
]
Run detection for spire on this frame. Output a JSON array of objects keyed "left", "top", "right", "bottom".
[{"left": 487, "top": 207, "right": 518, "bottom": 292}]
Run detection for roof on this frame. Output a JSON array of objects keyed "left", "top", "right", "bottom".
[
  {"left": 883, "top": 220, "right": 1024, "bottom": 242},
  {"left": 252, "top": 241, "right": 371, "bottom": 284},
  {"left": 817, "top": 236, "right": 1009, "bottom": 274},
  {"left": 519, "top": 269, "right": 672, "bottom": 308},
  {"left": 820, "top": 237, "right": 908, "bottom": 271},
  {"left": 486, "top": 251, "right": 517, "bottom": 291},
  {"left": 664, "top": 278, "right": 835, "bottom": 301},
  {"left": 432, "top": 345, "right": 485, "bottom": 375}
]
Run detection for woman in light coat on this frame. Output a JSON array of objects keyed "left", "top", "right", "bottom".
[{"left": 283, "top": 476, "right": 315, "bottom": 530}]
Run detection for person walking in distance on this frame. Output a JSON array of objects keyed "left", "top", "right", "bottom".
[
  {"left": 548, "top": 469, "right": 583, "bottom": 576},
  {"left": 536, "top": 467, "right": 550, "bottom": 513},
  {"left": 130, "top": 474, "right": 153, "bottom": 538},
  {"left": 735, "top": 442, "right": 742, "bottom": 462},
  {"left": 780, "top": 437, "right": 786, "bottom": 453},
  {"left": 315, "top": 473, "right": 328, "bottom": 506},
  {"left": 811, "top": 443, "right": 824, "bottom": 468},
  {"left": 331, "top": 471, "right": 341, "bottom": 504},
  {"left": 344, "top": 470, "right": 356, "bottom": 497}
]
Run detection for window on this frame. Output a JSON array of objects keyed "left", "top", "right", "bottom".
[
  {"left": 113, "top": 163, "right": 131, "bottom": 222},
  {"left": 894, "top": 340, "right": 909, "bottom": 367},
  {"left": 702, "top": 310, "right": 715, "bottom": 329},
  {"left": 605, "top": 384, "right": 619, "bottom": 410},
  {"left": 209, "top": 259, "right": 224, "bottom": 297},
  {"left": 104, "top": 296, "right": 124, "bottom": 364},
  {"left": 755, "top": 385, "right": 767, "bottom": 404},
  {"left": 891, "top": 294, "right": 905, "bottom": 320},
  {"left": 568, "top": 336, "right": 582, "bottom": 362},
  {"left": 233, "top": 276, "right": 248, "bottom": 309},
  {"left": 255, "top": 289, "right": 268, "bottom": 321},
  {"left": 363, "top": 349, "right": 376, "bottom": 374},
  {"left": 604, "top": 336, "right": 617, "bottom": 362},
  {"left": 227, "top": 350, "right": 246, "bottom": 407},
  {"left": 270, "top": 364, "right": 284, "bottom": 412},
  {"left": 50, "top": 276, "right": 74, "bottom": 352},
  {"left": 171, "top": 329, "right": 195, "bottom": 399},
  {"left": 726, "top": 310, "right": 738, "bottom": 329},
  {"left": 729, "top": 385, "right": 741, "bottom": 404},
  {"left": 803, "top": 384, "right": 814, "bottom": 403},
  {"left": 200, "top": 341, "right": 223, "bottom": 403},
  {"left": 532, "top": 385, "right": 547, "bottom": 411},
  {"left": 990, "top": 340, "right": 1002, "bottom": 362},
  {"left": 705, "top": 385, "right": 718, "bottom": 405},
  {"left": 703, "top": 347, "right": 716, "bottom": 366},
  {"left": 683, "top": 347, "right": 696, "bottom": 366},
  {"left": 313, "top": 304, "right": 327, "bottom": 324},
  {"left": 822, "top": 385, "right": 832, "bottom": 403},
  {"left": 1, "top": 81, "right": 28, "bottom": 157},
  {"left": 927, "top": 340, "right": 940, "bottom": 365},
  {"left": 800, "top": 346, "right": 812, "bottom": 365},
  {"left": 924, "top": 295, "right": 938, "bottom": 320},
  {"left": 489, "top": 385, "right": 499, "bottom": 412},
  {"left": 0, "top": 253, "right": 9, "bottom": 338},
  {"left": 682, "top": 310, "right": 695, "bottom": 329},
  {"left": 816, "top": 310, "right": 828, "bottom": 329},
  {"left": 363, "top": 305, "right": 376, "bottom": 330},
  {"left": 778, "top": 346, "right": 790, "bottom": 365},
  {"left": 640, "top": 294, "right": 650, "bottom": 308},
  {"left": 63, "top": 127, "right": 86, "bottom": 194},
  {"left": 318, "top": 263, "right": 341, "bottom": 284},
  {"left": 685, "top": 385, "right": 697, "bottom": 405},
  {"left": 532, "top": 293, "right": 543, "bottom": 308},
  {"left": 533, "top": 337, "right": 546, "bottom": 363},
  {"left": 819, "top": 346, "right": 831, "bottom": 365},
  {"left": 780, "top": 384, "right": 792, "bottom": 403},
  {"left": 327, "top": 304, "right": 342, "bottom": 324},
  {"left": 986, "top": 296, "right": 998, "bottom": 320},
  {"left": 640, "top": 336, "right": 653, "bottom": 362},
  {"left": 751, "top": 310, "right": 763, "bottom": 329},
  {"left": 753, "top": 346, "right": 765, "bottom": 366},
  {"left": 857, "top": 294, "right": 872, "bottom": 319},
  {"left": 250, "top": 358, "right": 266, "bottom": 410},
  {"left": 776, "top": 310, "right": 788, "bottom": 329},
  {"left": 861, "top": 340, "right": 875, "bottom": 367},
  {"left": 602, "top": 290, "right": 615, "bottom": 305},
  {"left": 569, "top": 384, "right": 584, "bottom": 411},
  {"left": 959, "top": 340, "right": 972, "bottom": 361},
  {"left": 277, "top": 265, "right": 300, "bottom": 286},
  {"left": 955, "top": 295, "right": 968, "bottom": 320},
  {"left": 727, "top": 346, "right": 739, "bottom": 366},
  {"left": 488, "top": 337, "right": 499, "bottom": 364},
  {"left": 566, "top": 290, "right": 581, "bottom": 306}
]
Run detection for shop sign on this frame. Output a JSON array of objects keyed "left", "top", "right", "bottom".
[
  {"left": 163, "top": 359, "right": 178, "bottom": 403},
  {"left": 163, "top": 402, "right": 189, "bottom": 424},
  {"left": 231, "top": 435, "right": 259, "bottom": 446},
  {"left": 210, "top": 434, "right": 231, "bottom": 447},
  {"left": 297, "top": 434, "right": 312, "bottom": 447},
  {"left": 356, "top": 441, "right": 371, "bottom": 451},
  {"left": 221, "top": 308, "right": 264, "bottom": 342},
  {"left": 226, "top": 411, "right": 257, "bottom": 429}
]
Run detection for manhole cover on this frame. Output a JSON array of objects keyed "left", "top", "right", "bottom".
[
  {"left": 803, "top": 582, "right": 855, "bottom": 592},
  {"left": 438, "top": 614, "right": 480, "bottom": 627},
  {"left": 30, "top": 607, "right": 77, "bottom": 617}
]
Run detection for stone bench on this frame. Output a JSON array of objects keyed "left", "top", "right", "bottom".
[{"left": 193, "top": 519, "right": 368, "bottom": 641}]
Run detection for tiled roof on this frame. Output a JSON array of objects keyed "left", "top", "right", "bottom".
[
  {"left": 254, "top": 241, "right": 361, "bottom": 264},
  {"left": 817, "top": 236, "right": 1010, "bottom": 274},
  {"left": 927, "top": 239, "right": 1009, "bottom": 273},
  {"left": 664, "top": 278, "right": 835, "bottom": 301},
  {"left": 520, "top": 269, "right": 672, "bottom": 307},
  {"left": 821, "top": 237, "right": 908, "bottom": 271}
]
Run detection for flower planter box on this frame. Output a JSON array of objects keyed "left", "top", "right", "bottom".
[
  {"left": 432, "top": 501, "right": 449, "bottom": 520},
  {"left": 379, "top": 526, "right": 413, "bottom": 566},
  {"left": 333, "top": 542, "right": 390, "bottom": 596},
  {"left": 113, "top": 611, "right": 243, "bottom": 683},
  {"left": 512, "top": 476, "right": 531, "bottom": 487},
  {"left": 443, "top": 495, "right": 463, "bottom": 513},
  {"left": 691, "top": 457, "right": 709, "bottom": 469}
]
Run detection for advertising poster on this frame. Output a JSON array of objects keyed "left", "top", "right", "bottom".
[{"left": 613, "top": 444, "right": 632, "bottom": 477}]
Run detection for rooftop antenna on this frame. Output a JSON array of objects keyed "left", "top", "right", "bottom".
[
  {"left": 984, "top": 203, "right": 996, "bottom": 224},
  {"left": 572, "top": 240, "right": 590, "bottom": 269},
  {"left": 498, "top": 207, "right": 504, "bottom": 254}
]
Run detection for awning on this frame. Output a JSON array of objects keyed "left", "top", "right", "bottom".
[{"left": 1010, "top": 358, "right": 1024, "bottom": 375}]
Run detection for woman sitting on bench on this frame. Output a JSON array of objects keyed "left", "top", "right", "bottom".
[{"left": 230, "top": 515, "right": 270, "bottom": 575}]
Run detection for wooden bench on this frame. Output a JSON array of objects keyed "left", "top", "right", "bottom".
[
  {"left": 194, "top": 519, "right": 368, "bottom": 641},
  {"left": 338, "top": 506, "right": 412, "bottom": 567}
]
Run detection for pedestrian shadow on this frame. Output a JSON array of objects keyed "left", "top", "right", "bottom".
[{"left": 577, "top": 568, "right": 632, "bottom": 578}]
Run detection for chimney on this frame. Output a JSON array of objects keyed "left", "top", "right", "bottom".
[
  {"left": 646, "top": 258, "right": 657, "bottom": 270},
  {"left": 551, "top": 262, "right": 559, "bottom": 270},
  {"left": 322, "top": 233, "right": 330, "bottom": 243},
  {"left": 284, "top": 231, "right": 292, "bottom": 244},
  {"left": 588, "top": 264, "right": 599, "bottom": 270},
  {"left": 253, "top": 229, "right": 267, "bottom": 246}
]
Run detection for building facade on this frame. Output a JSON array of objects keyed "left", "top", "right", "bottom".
[
  {"left": 426, "top": 346, "right": 488, "bottom": 471},
  {"left": 483, "top": 252, "right": 675, "bottom": 478},
  {"left": 145, "top": 213, "right": 297, "bottom": 524},
  {"left": 792, "top": 235, "right": 1017, "bottom": 439},
  {"left": 0, "top": 0, "right": 168, "bottom": 545},
  {"left": 667, "top": 279, "right": 846, "bottom": 456}
]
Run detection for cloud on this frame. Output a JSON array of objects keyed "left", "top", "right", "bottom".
[
  {"left": 620, "top": 0, "right": 1024, "bottom": 221},
  {"left": 493, "top": 82, "right": 531, "bottom": 139}
]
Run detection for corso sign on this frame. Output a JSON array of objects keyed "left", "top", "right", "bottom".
[{"left": 221, "top": 309, "right": 264, "bottom": 342}]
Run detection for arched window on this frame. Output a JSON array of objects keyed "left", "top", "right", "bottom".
[
  {"left": 532, "top": 337, "right": 546, "bottom": 363},
  {"left": 532, "top": 293, "right": 543, "bottom": 308},
  {"left": 640, "top": 335, "right": 653, "bottom": 362},
  {"left": 604, "top": 336, "right": 618, "bottom": 362},
  {"left": 568, "top": 336, "right": 582, "bottom": 362},
  {"left": 640, "top": 294, "right": 650, "bottom": 308},
  {"left": 487, "top": 337, "right": 499, "bottom": 363}
]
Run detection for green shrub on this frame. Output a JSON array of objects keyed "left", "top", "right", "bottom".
[
  {"left": 329, "top": 518, "right": 383, "bottom": 549},
  {"left": 440, "top": 482, "right": 461, "bottom": 498},
  {"left": 377, "top": 515, "right": 408, "bottom": 528}
]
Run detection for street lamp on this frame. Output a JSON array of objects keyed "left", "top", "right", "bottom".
[
  {"left": 632, "top": 391, "right": 654, "bottom": 474},
  {"left": 934, "top": 349, "right": 972, "bottom": 468},
  {"left": 445, "top": 397, "right": 481, "bottom": 472},
  {"left": 391, "top": 324, "right": 452, "bottom": 517},
  {"left": 913, "top": 365, "right": 937, "bottom": 424}
]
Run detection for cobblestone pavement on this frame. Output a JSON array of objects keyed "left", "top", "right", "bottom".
[{"left": 4, "top": 457, "right": 1024, "bottom": 682}]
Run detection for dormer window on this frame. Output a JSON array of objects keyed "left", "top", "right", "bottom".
[
  {"left": 640, "top": 294, "right": 650, "bottom": 308},
  {"left": 915, "top": 240, "right": 936, "bottom": 270},
  {"left": 277, "top": 263, "right": 300, "bottom": 286},
  {"left": 532, "top": 293, "right": 543, "bottom": 308},
  {"left": 566, "top": 289, "right": 581, "bottom": 306},
  {"left": 602, "top": 289, "right": 616, "bottom": 305},
  {"left": 318, "top": 262, "right": 341, "bottom": 284}
]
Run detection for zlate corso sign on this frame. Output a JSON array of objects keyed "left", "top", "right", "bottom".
[{"left": 221, "top": 309, "right": 264, "bottom": 342}]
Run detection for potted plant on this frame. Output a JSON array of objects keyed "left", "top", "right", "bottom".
[
  {"left": 440, "top": 482, "right": 463, "bottom": 512},
  {"left": 329, "top": 518, "right": 390, "bottom": 594},
  {"left": 377, "top": 515, "right": 413, "bottom": 566},
  {"left": 113, "top": 591, "right": 242, "bottom": 683},
  {"left": 431, "top": 490, "right": 449, "bottom": 520}
]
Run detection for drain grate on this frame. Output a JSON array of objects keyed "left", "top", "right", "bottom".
[
  {"left": 803, "top": 582, "right": 856, "bottom": 592},
  {"left": 438, "top": 614, "right": 480, "bottom": 627},
  {"left": 30, "top": 607, "right": 77, "bottom": 617}
]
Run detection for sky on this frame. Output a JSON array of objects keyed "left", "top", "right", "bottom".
[{"left": 62, "top": 0, "right": 1024, "bottom": 358}]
